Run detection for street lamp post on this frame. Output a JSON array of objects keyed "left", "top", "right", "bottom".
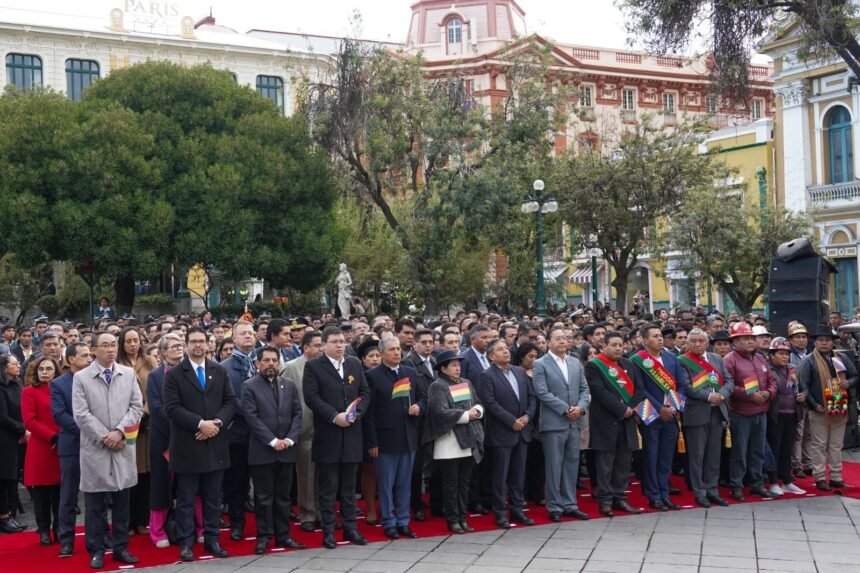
[
  {"left": 587, "top": 234, "right": 599, "bottom": 307},
  {"left": 522, "top": 179, "right": 558, "bottom": 317}
]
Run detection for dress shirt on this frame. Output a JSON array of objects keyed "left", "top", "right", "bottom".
[
  {"left": 326, "top": 354, "right": 344, "bottom": 378},
  {"left": 550, "top": 351, "right": 568, "bottom": 382},
  {"left": 503, "top": 367, "right": 519, "bottom": 399}
]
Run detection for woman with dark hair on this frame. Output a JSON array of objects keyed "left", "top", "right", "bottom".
[
  {"left": 424, "top": 350, "right": 484, "bottom": 533},
  {"left": 216, "top": 337, "right": 234, "bottom": 362},
  {"left": 117, "top": 326, "right": 158, "bottom": 535},
  {"left": 0, "top": 355, "right": 26, "bottom": 533},
  {"left": 22, "top": 356, "right": 62, "bottom": 544},
  {"left": 357, "top": 336, "right": 381, "bottom": 525},
  {"left": 516, "top": 342, "right": 545, "bottom": 506}
]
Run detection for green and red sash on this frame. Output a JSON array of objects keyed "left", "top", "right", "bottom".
[
  {"left": 591, "top": 354, "right": 635, "bottom": 404},
  {"left": 678, "top": 352, "right": 724, "bottom": 391},
  {"left": 631, "top": 350, "right": 677, "bottom": 392}
]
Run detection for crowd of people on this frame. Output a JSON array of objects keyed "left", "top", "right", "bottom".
[{"left": 0, "top": 301, "right": 857, "bottom": 569}]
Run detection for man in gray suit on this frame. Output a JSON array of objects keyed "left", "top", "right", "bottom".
[
  {"left": 533, "top": 327, "right": 591, "bottom": 522},
  {"left": 678, "top": 328, "right": 733, "bottom": 508},
  {"left": 279, "top": 329, "right": 323, "bottom": 532}
]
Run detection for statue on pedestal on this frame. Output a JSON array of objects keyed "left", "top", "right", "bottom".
[{"left": 336, "top": 263, "right": 353, "bottom": 318}]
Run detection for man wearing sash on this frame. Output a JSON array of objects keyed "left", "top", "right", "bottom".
[
  {"left": 678, "top": 328, "right": 733, "bottom": 508},
  {"left": 723, "top": 322, "right": 777, "bottom": 501},
  {"left": 629, "top": 324, "right": 689, "bottom": 511},
  {"left": 585, "top": 331, "right": 644, "bottom": 517},
  {"left": 797, "top": 327, "right": 858, "bottom": 491}
]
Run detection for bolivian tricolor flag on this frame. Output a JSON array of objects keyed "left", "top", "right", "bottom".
[
  {"left": 391, "top": 378, "right": 411, "bottom": 400},
  {"left": 124, "top": 423, "right": 140, "bottom": 446},
  {"left": 743, "top": 376, "right": 760, "bottom": 395},
  {"left": 449, "top": 382, "right": 471, "bottom": 403}
]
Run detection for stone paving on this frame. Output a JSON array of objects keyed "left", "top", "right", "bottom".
[{"left": 131, "top": 495, "right": 860, "bottom": 573}]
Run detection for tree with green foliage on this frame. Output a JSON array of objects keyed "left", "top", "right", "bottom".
[
  {"left": 553, "top": 117, "right": 731, "bottom": 313},
  {"left": 618, "top": 0, "right": 860, "bottom": 97},
  {"left": 668, "top": 186, "right": 810, "bottom": 314},
  {"left": 301, "top": 38, "right": 570, "bottom": 313},
  {"left": 0, "top": 62, "right": 344, "bottom": 313}
]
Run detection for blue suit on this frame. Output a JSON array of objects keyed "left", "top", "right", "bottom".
[
  {"left": 50, "top": 371, "right": 80, "bottom": 544},
  {"left": 629, "top": 349, "right": 690, "bottom": 502}
]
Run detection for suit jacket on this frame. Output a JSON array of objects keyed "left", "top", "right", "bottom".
[
  {"left": 363, "top": 364, "right": 421, "bottom": 454},
  {"left": 478, "top": 364, "right": 536, "bottom": 448},
  {"left": 146, "top": 364, "right": 172, "bottom": 462},
  {"left": 220, "top": 354, "right": 252, "bottom": 444},
  {"left": 678, "top": 352, "right": 733, "bottom": 427},
  {"left": 629, "top": 349, "right": 690, "bottom": 414},
  {"left": 584, "top": 357, "right": 644, "bottom": 451},
  {"left": 403, "top": 351, "right": 434, "bottom": 426},
  {"left": 533, "top": 352, "right": 590, "bottom": 433},
  {"left": 280, "top": 355, "right": 314, "bottom": 442},
  {"left": 302, "top": 354, "right": 370, "bottom": 464},
  {"left": 11, "top": 345, "right": 34, "bottom": 365},
  {"left": 242, "top": 374, "right": 302, "bottom": 466},
  {"left": 163, "top": 358, "right": 236, "bottom": 474},
  {"left": 50, "top": 371, "right": 79, "bottom": 457},
  {"left": 459, "top": 347, "right": 488, "bottom": 391}
]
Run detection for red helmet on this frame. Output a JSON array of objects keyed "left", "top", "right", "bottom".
[
  {"left": 768, "top": 337, "right": 791, "bottom": 353},
  {"left": 729, "top": 322, "right": 754, "bottom": 339}
]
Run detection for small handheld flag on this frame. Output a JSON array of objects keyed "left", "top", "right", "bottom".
[
  {"left": 665, "top": 389, "right": 685, "bottom": 412},
  {"left": 391, "top": 378, "right": 411, "bottom": 400},
  {"left": 123, "top": 423, "right": 140, "bottom": 446},
  {"left": 449, "top": 382, "right": 472, "bottom": 403},
  {"left": 345, "top": 398, "right": 362, "bottom": 423},
  {"left": 635, "top": 400, "right": 659, "bottom": 425},
  {"left": 743, "top": 376, "right": 759, "bottom": 395}
]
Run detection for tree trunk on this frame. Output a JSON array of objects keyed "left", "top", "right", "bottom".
[
  {"left": 113, "top": 275, "right": 136, "bottom": 315},
  {"left": 612, "top": 265, "right": 629, "bottom": 316}
]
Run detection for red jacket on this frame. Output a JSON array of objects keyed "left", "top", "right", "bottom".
[
  {"left": 724, "top": 350, "right": 777, "bottom": 416},
  {"left": 22, "top": 383, "right": 60, "bottom": 486}
]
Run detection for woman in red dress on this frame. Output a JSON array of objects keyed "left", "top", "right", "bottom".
[{"left": 22, "top": 356, "right": 62, "bottom": 545}]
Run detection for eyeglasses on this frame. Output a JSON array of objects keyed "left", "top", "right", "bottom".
[
  {"left": 188, "top": 339, "right": 207, "bottom": 345},
  {"left": 37, "top": 366, "right": 55, "bottom": 373},
  {"left": 167, "top": 345, "right": 184, "bottom": 351},
  {"left": 97, "top": 342, "right": 118, "bottom": 349}
]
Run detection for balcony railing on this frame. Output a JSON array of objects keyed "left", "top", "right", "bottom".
[
  {"left": 807, "top": 181, "right": 860, "bottom": 204},
  {"left": 620, "top": 109, "right": 637, "bottom": 123},
  {"left": 660, "top": 110, "right": 677, "bottom": 126}
]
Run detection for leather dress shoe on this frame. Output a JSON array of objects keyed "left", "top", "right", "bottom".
[
  {"left": 277, "top": 537, "right": 306, "bottom": 549},
  {"left": 460, "top": 521, "right": 475, "bottom": 533},
  {"left": 598, "top": 503, "right": 613, "bottom": 517},
  {"left": 495, "top": 517, "right": 511, "bottom": 529},
  {"left": 669, "top": 486, "right": 681, "bottom": 495},
  {"left": 300, "top": 521, "right": 316, "bottom": 532},
  {"left": 448, "top": 522, "right": 464, "bottom": 534},
  {"left": 413, "top": 509, "right": 426, "bottom": 522},
  {"left": 817, "top": 480, "right": 832, "bottom": 492},
  {"left": 39, "top": 530, "right": 52, "bottom": 545},
  {"left": 89, "top": 552, "right": 105, "bottom": 569},
  {"left": 731, "top": 487, "right": 745, "bottom": 501},
  {"left": 397, "top": 526, "right": 418, "bottom": 538},
  {"left": 548, "top": 511, "right": 562, "bottom": 522},
  {"left": 649, "top": 500, "right": 668, "bottom": 512},
  {"left": 344, "top": 530, "right": 367, "bottom": 545},
  {"left": 384, "top": 527, "right": 400, "bottom": 539},
  {"left": 694, "top": 496, "right": 711, "bottom": 508},
  {"left": 204, "top": 541, "right": 229, "bottom": 558},
  {"left": 112, "top": 550, "right": 139, "bottom": 564},
  {"left": 255, "top": 538, "right": 268, "bottom": 555},
  {"left": 749, "top": 486, "right": 773, "bottom": 498},
  {"left": 230, "top": 527, "right": 243, "bottom": 541},
  {"left": 323, "top": 533, "right": 337, "bottom": 549},
  {"left": 830, "top": 479, "right": 847, "bottom": 489},
  {"left": 613, "top": 501, "right": 641, "bottom": 514},
  {"left": 563, "top": 508, "right": 590, "bottom": 520},
  {"left": 468, "top": 503, "right": 488, "bottom": 515},
  {"left": 58, "top": 542, "right": 74, "bottom": 557},
  {"left": 707, "top": 494, "right": 729, "bottom": 507},
  {"left": 179, "top": 546, "right": 194, "bottom": 562},
  {"left": 662, "top": 498, "right": 681, "bottom": 510},
  {"left": 510, "top": 512, "right": 535, "bottom": 525}
]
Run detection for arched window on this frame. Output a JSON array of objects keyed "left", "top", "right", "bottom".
[
  {"left": 447, "top": 19, "right": 462, "bottom": 45},
  {"left": 827, "top": 106, "right": 853, "bottom": 184}
]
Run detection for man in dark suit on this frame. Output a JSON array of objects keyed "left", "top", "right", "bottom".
[
  {"left": 364, "top": 337, "right": 423, "bottom": 539},
  {"left": 459, "top": 324, "right": 492, "bottom": 513},
  {"left": 163, "top": 327, "right": 236, "bottom": 562},
  {"left": 478, "top": 340, "right": 536, "bottom": 529},
  {"left": 243, "top": 346, "right": 305, "bottom": 554},
  {"left": 678, "top": 328, "right": 733, "bottom": 508},
  {"left": 403, "top": 328, "right": 435, "bottom": 521},
  {"left": 219, "top": 319, "right": 256, "bottom": 541},
  {"left": 509, "top": 322, "right": 539, "bottom": 366},
  {"left": 303, "top": 326, "right": 371, "bottom": 549},
  {"left": 629, "top": 324, "right": 690, "bottom": 511},
  {"left": 533, "top": 327, "right": 591, "bottom": 522},
  {"left": 50, "top": 342, "right": 92, "bottom": 557},
  {"left": 11, "top": 328, "right": 35, "bottom": 364},
  {"left": 584, "top": 332, "right": 644, "bottom": 517}
]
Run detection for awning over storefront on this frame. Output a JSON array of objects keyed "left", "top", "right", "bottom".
[{"left": 567, "top": 264, "right": 604, "bottom": 284}]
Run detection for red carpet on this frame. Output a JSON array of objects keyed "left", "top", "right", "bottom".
[{"left": 4, "top": 463, "right": 860, "bottom": 572}]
